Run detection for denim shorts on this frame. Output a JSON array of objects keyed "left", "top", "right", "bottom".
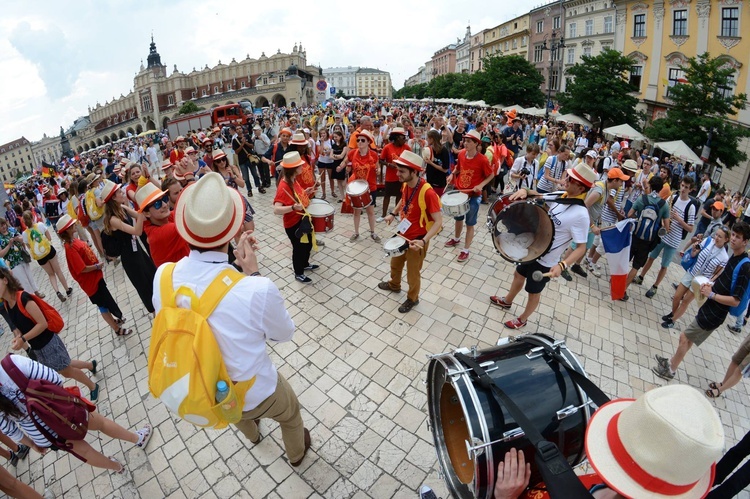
[
  {"left": 454, "top": 196, "right": 481, "bottom": 227},
  {"left": 648, "top": 241, "right": 678, "bottom": 268}
]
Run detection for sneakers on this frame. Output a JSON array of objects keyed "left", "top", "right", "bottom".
[
  {"left": 295, "top": 274, "right": 312, "bottom": 283},
  {"left": 588, "top": 262, "right": 602, "bottom": 278},
  {"left": 304, "top": 264, "right": 320, "bottom": 271},
  {"left": 489, "top": 296, "right": 512, "bottom": 309},
  {"left": 90, "top": 383, "right": 100, "bottom": 402},
  {"left": 633, "top": 275, "right": 644, "bottom": 285},
  {"left": 419, "top": 485, "right": 439, "bottom": 499},
  {"left": 57, "top": 291, "right": 66, "bottom": 302},
  {"left": 376, "top": 216, "right": 385, "bottom": 223},
  {"left": 378, "top": 282, "right": 400, "bottom": 293},
  {"left": 619, "top": 292, "right": 629, "bottom": 302},
  {"left": 645, "top": 285, "right": 658, "bottom": 298},
  {"left": 259, "top": 187, "right": 267, "bottom": 194},
  {"left": 728, "top": 325, "right": 742, "bottom": 334},
  {"left": 398, "top": 299, "right": 419, "bottom": 313},
  {"left": 661, "top": 312, "right": 674, "bottom": 322},
  {"left": 8, "top": 451, "right": 19, "bottom": 467},
  {"left": 661, "top": 319, "right": 675, "bottom": 329},
  {"left": 370, "top": 232, "right": 381, "bottom": 242},
  {"left": 560, "top": 269, "right": 573, "bottom": 281},
  {"left": 457, "top": 250, "right": 470, "bottom": 262},
  {"left": 444, "top": 238, "right": 461, "bottom": 247},
  {"left": 570, "top": 263, "right": 587, "bottom": 278},
  {"left": 316, "top": 239, "right": 326, "bottom": 247},
  {"left": 672, "top": 282, "right": 679, "bottom": 290},
  {"left": 66, "top": 287, "right": 73, "bottom": 296},
  {"left": 652, "top": 363, "right": 675, "bottom": 380},
  {"left": 15, "top": 444, "right": 29, "bottom": 461},
  {"left": 654, "top": 354, "right": 670, "bottom": 369},
  {"left": 135, "top": 424, "right": 153, "bottom": 449},
  {"left": 91, "top": 359, "right": 98, "bottom": 375},
  {"left": 350, "top": 233, "right": 360, "bottom": 242},
  {"left": 504, "top": 318, "right": 527, "bottom": 329}
]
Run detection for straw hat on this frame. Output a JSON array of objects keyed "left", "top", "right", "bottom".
[
  {"left": 56, "top": 214, "right": 76, "bottom": 234},
  {"left": 585, "top": 385, "right": 723, "bottom": 499},
  {"left": 357, "top": 130, "right": 375, "bottom": 144},
  {"left": 622, "top": 159, "right": 638, "bottom": 174},
  {"left": 185, "top": 146, "right": 197, "bottom": 155},
  {"left": 463, "top": 130, "right": 482, "bottom": 143},
  {"left": 389, "top": 127, "right": 407, "bottom": 137},
  {"left": 136, "top": 183, "right": 168, "bottom": 212},
  {"left": 174, "top": 172, "right": 244, "bottom": 249},
  {"left": 57, "top": 188, "right": 68, "bottom": 197},
  {"left": 100, "top": 180, "right": 119, "bottom": 203},
  {"left": 568, "top": 163, "right": 598, "bottom": 188},
  {"left": 85, "top": 173, "right": 99, "bottom": 186},
  {"left": 175, "top": 136, "right": 186, "bottom": 144},
  {"left": 281, "top": 151, "right": 306, "bottom": 169},
  {"left": 161, "top": 159, "right": 173, "bottom": 171},
  {"left": 212, "top": 149, "right": 227, "bottom": 162},
  {"left": 394, "top": 150, "right": 424, "bottom": 172},
  {"left": 290, "top": 133, "right": 308, "bottom": 146}
]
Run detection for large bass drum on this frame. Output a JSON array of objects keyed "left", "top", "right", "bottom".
[
  {"left": 486, "top": 194, "right": 555, "bottom": 265},
  {"left": 426, "top": 334, "right": 592, "bottom": 499}
]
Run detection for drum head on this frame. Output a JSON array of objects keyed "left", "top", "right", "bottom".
[
  {"left": 442, "top": 191, "right": 469, "bottom": 206},
  {"left": 307, "top": 202, "right": 334, "bottom": 216},
  {"left": 384, "top": 236, "right": 407, "bottom": 250},
  {"left": 347, "top": 179, "right": 369, "bottom": 196},
  {"left": 492, "top": 201, "right": 554, "bottom": 264}
]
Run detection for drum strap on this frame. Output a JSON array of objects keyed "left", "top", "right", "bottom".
[{"left": 455, "top": 353, "right": 595, "bottom": 499}]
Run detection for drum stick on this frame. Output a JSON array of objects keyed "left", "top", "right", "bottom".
[
  {"left": 394, "top": 234, "right": 415, "bottom": 244},
  {"left": 532, "top": 270, "right": 554, "bottom": 282}
]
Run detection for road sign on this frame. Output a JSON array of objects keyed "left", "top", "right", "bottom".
[
  {"left": 330, "top": 86, "right": 336, "bottom": 95},
  {"left": 316, "top": 80, "right": 328, "bottom": 91}
]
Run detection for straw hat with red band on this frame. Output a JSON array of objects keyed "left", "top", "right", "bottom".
[
  {"left": 202, "top": 138, "right": 213, "bottom": 145},
  {"left": 161, "top": 159, "right": 173, "bottom": 171},
  {"left": 463, "top": 129, "right": 482, "bottom": 143},
  {"left": 135, "top": 183, "right": 168, "bottom": 212},
  {"left": 357, "top": 130, "right": 375, "bottom": 145},
  {"left": 389, "top": 127, "right": 407, "bottom": 137},
  {"left": 185, "top": 146, "right": 197, "bottom": 155},
  {"left": 56, "top": 214, "right": 76, "bottom": 234},
  {"left": 290, "top": 132, "right": 308, "bottom": 146},
  {"left": 100, "top": 180, "right": 119, "bottom": 203},
  {"left": 175, "top": 136, "right": 186, "bottom": 144},
  {"left": 394, "top": 150, "right": 424, "bottom": 172},
  {"left": 585, "top": 385, "right": 723, "bottom": 499},
  {"left": 212, "top": 149, "right": 227, "bottom": 162},
  {"left": 567, "top": 163, "right": 598, "bottom": 188},
  {"left": 175, "top": 172, "right": 244, "bottom": 249},
  {"left": 281, "top": 151, "right": 306, "bottom": 169},
  {"left": 279, "top": 127, "right": 293, "bottom": 137}
]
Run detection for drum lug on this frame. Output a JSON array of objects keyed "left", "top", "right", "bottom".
[
  {"left": 557, "top": 400, "right": 595, "bottom": 420},
  {"left": 465, "top": 437, "right": 486, "bottom": 460},
  {"left": 526, "top": 346, "right": 545, "bottom": 360},
  {"left": 470, "top": 345, "right": 478, "bottom": 359},
  {"left": 466, "top": 429, "right": 525, "bottom": 458},
  {"left": 502, "top": 427, "right": 525, "bottom": 442},
  {"left": 496, "top": 336, "right": 514, "bottom": 346},
  {"left": 426, "top": 419, "right": 431, "bottom": 432}
]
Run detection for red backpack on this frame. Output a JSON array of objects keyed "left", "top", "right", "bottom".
[
  {"left": 9, "top": 291, "right": 65, "bottom": 333},
  {"left": 76, "top": 194, "right": 90, "bottom": 227},
  {"left": 1, "top": 355, "right": 94, "bottom": 461}
]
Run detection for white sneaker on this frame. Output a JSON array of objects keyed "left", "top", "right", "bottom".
[
  {"left": 590, "top": 266, "right": 602, "bottom": 278},
  {"left": 376, "top": 216, "right": 385, "bottom": 223}
]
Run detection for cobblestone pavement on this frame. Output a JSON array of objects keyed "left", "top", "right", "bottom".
[{"left": 4, "top": 186, "right": 749, "bottom": 498}]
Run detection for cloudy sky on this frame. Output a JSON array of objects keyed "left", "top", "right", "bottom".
[{"left": 0, "top": 0, "right": 552, "bottom": 144}]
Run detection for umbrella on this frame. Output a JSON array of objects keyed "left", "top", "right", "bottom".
[
  {"left": 602, "top": 124, "right": 645, "bottom": 141},
  {"left": 557, "top": 113, "right": 592, "bottom": 127},
  {"left": 138, "top": 129, "right": 158, "bottom": 137},
  {"left": 654, "top": 140, "right": 703, "bottom": 165}
]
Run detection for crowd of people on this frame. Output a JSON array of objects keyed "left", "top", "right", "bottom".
[{"left": 0, "top": 99, "right": 747, "bottom": 498}]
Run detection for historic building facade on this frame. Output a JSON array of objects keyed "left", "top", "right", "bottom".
[
  {"left": 455, "top": 26, "right": 473, "bottom": 74},
  {"left": 561, "top": 0, "right": 617, "bottom": 91},
  {"left": 431, "top": 44, "right": 458, "bottom": 78},
  {"left": 0, "top": 138, "right": 31, "bottom": 183},
  {"left": 483, "top": 14, "right": 531, "bottom": 59},
  {"left": 530, "top": 2, "right": 567, "bottom": 100}
]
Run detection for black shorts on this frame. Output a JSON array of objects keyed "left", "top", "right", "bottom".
[
  {"left": 330, "top": 162, "right": 347, "bottom": 180},
  {"left": 630, "top": 236, "right": 658, "bottom": 269},
  {"left": 516, "top": 260, "right": 552, "bottom": 294},
  {"left": 384, "top": 181, "right": 402, "bottom": 196},
  {"left": 36, "top": 246, "right": 57, "bottom": 266},
  {"left": 88, "top": 279, "right": 121, "bottom": 318},
  {"left": 317, "top": 161, "right": 335, "bottom": 169}
]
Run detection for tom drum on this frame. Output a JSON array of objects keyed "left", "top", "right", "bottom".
[
  {"left": 307, "top": 201, "right": 335, "bottom": 233},
  {"left": 346, "top": 179, "right": 372, "bottom": 209}
]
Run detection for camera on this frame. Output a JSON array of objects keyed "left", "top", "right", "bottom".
[{"left": 520, "top": 167, "right": 531, "bottom": 176}]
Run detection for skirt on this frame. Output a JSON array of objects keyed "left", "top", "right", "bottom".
[{"left": 33, "top": 334, "right": 71, "bottom": 371}]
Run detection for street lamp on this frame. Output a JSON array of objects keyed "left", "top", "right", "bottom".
[{"left": 541, "top": 30, "right": 565, "bottom": 119}]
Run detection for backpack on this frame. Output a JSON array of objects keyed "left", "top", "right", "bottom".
[
  {"left": 147, "top": 264, "right": 256, "bottom": 429},
  {"left": 505, "top": 148, "right": 515, "bottom": 168},
  {"left": 729, "top": 257, "right": 750, "bottom": 316},
  {"left": 100, "top": 231, "right": 122, "bottom": 258},
  {"left": 671, "top": 193, "right": 700, "bottom": 240},
  {"left": 84, "top": 190, "right": 104, "bottom": 222},
  {"left": 76, "top": 195, "right": 90, "bottom": 227},
  {"left": 1, "top": 355, "right": 94, "bottom": 461},
  {"left": 633, "top": 194, "right": 665, "bottom": 242},
  {"left": 681, "top": 237, "right": 712, "bottom": 271},
  {"left": 25, "top": 226, "right": 51, "bottom": 261},
  {"left": 5, "top": 291, "right": 64, "bottom": 333}
]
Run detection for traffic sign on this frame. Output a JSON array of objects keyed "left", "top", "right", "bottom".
[
  {"left": 316, "top": 80, "right": 328, "bottom": 91},
  {"left": 330, "top": 86, "right": 336, "bottom": 95}
]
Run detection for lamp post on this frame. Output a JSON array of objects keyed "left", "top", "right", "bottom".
[{"left": 541, "top": 29, "right": 565, "bottom": 119}]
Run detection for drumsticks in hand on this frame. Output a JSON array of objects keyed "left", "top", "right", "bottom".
[{"left": 532, "top": 271, "right": 554, "bottom": 282}]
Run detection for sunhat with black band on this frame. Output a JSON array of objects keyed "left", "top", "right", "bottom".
[{"left": 174, "top": 172, "right": 244, "bottom": 248}]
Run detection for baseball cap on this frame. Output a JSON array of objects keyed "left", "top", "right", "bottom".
[
  {"left": 712, "top": 201, "right": 725, "bottom": 211},
  {"left": 607, "top": 167, "right": 630, "bottom": 181},
  {"left": 585, "top": 150, "right": 598, "bottom": 159}
]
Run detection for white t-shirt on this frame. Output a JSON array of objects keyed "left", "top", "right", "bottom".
[
  {"left": 510, "top": 156, "right": 538, "bottom": 190},
  {"left": 539, "top": 200, "right": 590, "bottom": 268},
  {"left": 697, "top": 179, "right": 711, "bottom": 202}
]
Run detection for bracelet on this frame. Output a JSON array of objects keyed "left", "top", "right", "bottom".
[
  {"left": 709, "top": 292, "right": 716, "bottom": 301},
  {"left": 559, "top": 261, "right": 568, "bottom": 271},
  {"left": 250, "top": 271, "right": 261, "bottom": 277},
  {"left": 390, "top": 212, "right": 399, "bottom": 217}
]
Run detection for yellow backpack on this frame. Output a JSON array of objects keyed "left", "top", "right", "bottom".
[
  {"left": 25, "top": 226, "right": 51, "bottom": 260},
  {"left": 84, "top": 189, "right": 105, "bottom": 221},
  {"left": 147, "top": 264, "right": 256, "bottom": 429}
]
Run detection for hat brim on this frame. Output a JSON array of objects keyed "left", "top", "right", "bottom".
[
  {"left": 103, "top": 187, "right": 118, "bottom": 203},
  {"left": 586, "top": 399, "right": 715, "bottom": 499},
  {"left": 175, "top": 184, "right": 244, "bottom": 248},
  {"left": 568, "top": 169, "right": 594, "bottom": 188},
  {"left": 57, "top": 219, "right": 76, "bottom": 234},
  {"left": 290, "top": 140, "right": 308, "bottom": 146},
  {"left": 213, "top": 153, "right": 227, "bottom": 161},
  {"left": 394, "top": 158, "right": 422, "bottom": 171},
  {"left": 463, "top": 134, "right": 481, "bottom": 143},
  {"left": 282, "top": 158, "right": 305, "bottom": 169},
  {"left": 138, "top": 188, "right": 168, "bottom": 213}
]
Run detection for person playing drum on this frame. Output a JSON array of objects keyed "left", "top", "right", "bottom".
[
  {"left": 378, "top": 151, "right": 443, "bottom": 313},
  {"left": 489, "top": 163, "right": 595, "bottom": 329},
  {"left": 444, "top": 129, "right": 494, "bottom": 263},
  {"left": 346, "top": 130, "right": 381, "bottom": 243}
]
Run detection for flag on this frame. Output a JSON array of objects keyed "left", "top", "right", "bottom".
[
  {"left": 601, "top": 219, "right": 635, "bottom": 301},
  {"left": 41, "top": 166, "right": 50, "bottom": 178}
]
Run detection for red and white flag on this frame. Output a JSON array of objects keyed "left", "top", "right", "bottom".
[{"left": 600, "top": 219, "right": 635, "bottom": 301}]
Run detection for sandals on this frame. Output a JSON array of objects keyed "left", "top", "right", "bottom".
[
  {"left": 708, "top": 381, "right": 723, "bottom": 390},
  {"left": 109, "top": 456, "right": 126, "bottom": 474},
  {"left": 705, "top": 387, "right": 722, "bottom": 398},
  {"left": 115, "top": 327, "right": 133, "bottom": 337},
  {"left": 115, "top": 317, "right": 127, "bottom": 326}
]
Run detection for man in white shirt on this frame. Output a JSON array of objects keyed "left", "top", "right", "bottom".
[
  {"left": 697, "top": 171, "right": 712, "bottom": 202},
  {"left": 146, "top": 139, "right": 160, "bottom": 177},
  {"left": 153, "top": 173, "right": 311, "bottom": 467}
]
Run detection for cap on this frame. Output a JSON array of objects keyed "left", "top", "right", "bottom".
[
  {"left": 586, "top": 150, "right": 598, "bottom": 159},
  {"left": 712, "top": 201, "right": 725, "bottom": 211},
  {"left": 607, "top": 167, "right": 630, "bottom": 181}
]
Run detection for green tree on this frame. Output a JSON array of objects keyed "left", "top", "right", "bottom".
[
  {"left": 335, "top": 89, "right": 347, "bottom": 98},
  {"left": 645, "top": 53, "right": 750, "bottom": 169},
  {"left": 557, "top": 49, "right": 641, "bottom": 128},
  {"left": 177, "top": 101, "right": 202, "bottom": 115},
  {"left": 467, "top": 55, "right": 544, "bottom": 107}
]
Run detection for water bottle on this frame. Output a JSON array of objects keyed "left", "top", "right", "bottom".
[{"left": 215, "top": 381, "right": 239, "bottom": 422}]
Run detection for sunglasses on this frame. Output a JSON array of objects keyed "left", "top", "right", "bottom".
[
  {"left": 357, "top": 138, "right": 368, "bottom": 143},
  {"left": 148, "top": 195, "right": 170, "bottom": 211},
  {"left": 215, "top": 157, "right": 227, "bottom": 163}
]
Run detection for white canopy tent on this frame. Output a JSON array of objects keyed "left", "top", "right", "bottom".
[
  {"left": 602, "top": 124, "right": 645, "bottom": 141},
  {"left": 503, "top": 104, "right": 526, "bottom": 113},
  {"left": 557, "top": 114, "right": 592, "bottom": 127},
  {"left": 653, "top": 140, "right": 703, "bottom": 165}
]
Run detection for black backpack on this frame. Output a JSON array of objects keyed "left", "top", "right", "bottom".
[{"left": 671, "top": 193, "right": 700, "bottom": 240}]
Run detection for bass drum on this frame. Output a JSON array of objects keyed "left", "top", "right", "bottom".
[
  {"left": 426, "top": 334, "right": 591, "bottom": 499},
  {"left": 487, "top": 194, "right": 555, "bottom": 265}
]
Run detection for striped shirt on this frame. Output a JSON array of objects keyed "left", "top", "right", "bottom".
[
  {"left": 601, "top": 186, "right": 625, "bottom": 227},
  {"left": 537, "top": 157, "right": 565, "bottom": 193},
  {"left": 0, "top": 355, "right": 62, "bottom": 447},
  {"left": 689, "top": 240, "right": 729, "bottom": 278},
  {"left": 663, "top": 197, "right": 696, "bottom": 249}
]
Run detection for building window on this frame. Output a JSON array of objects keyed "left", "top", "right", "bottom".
[
  {"left": 512, "top": 38, "right": 518, "bottom": 49},
  {"left": 585, "top": 20, "right": 594, "bottom": 36},
  {"left": 721, "top": 7, "right": 739, "bottom": 37},
  {"left": 567, "top": 48, "right": 576, "bottom": 64},
  {"left": 142, "top": 95, "right": 151, "bottom": 112},
  {"left": 550, "top": 69, "right": 559, "bottom": 90},
  {"left": 279, "top": 75, "right": 284, "bottom": 83},
  {"left": 241, "top": 81, "right": 246, "bottom": 88},
  {"left": 634, "top": 14, "right": 646, "bottom": 37},
  {"left": 604, "top": 16, "right": 613, "bottom": 33},
  {"left": 214, "top": 86, "right": 219, "bottom": 94},
  {"left": 192, "top": 91, "right": 197, "bottom": 98},
  {"left": 168, "top": 95, "right": 175, "bottom": 106},
  {"left": 534, "top": 45, "right": 544, "bottom": 62},
  {"left": 504, "top": 41, "right": 509, "bottom": 51},
  {"left": 584, "top": 46, "right": 592, "bottom": 57},
  {"left": 113, "top": 115, "right": 118, "bottom": 124},
  {"left": 569, "top": 22, "right": 577, "bottom": 38},
  {"left": 521, "top": 36, "right": 528, "bottom": 47},
  {"left": 629, "top": 66, "right": 643, "bottom": 90},
  {"left": 673, "top": 9, "right": 688, "bottom": 36},
  {"left": 554, "top": 16, "right": 561, "bottom": 29},
  {"left": 667, "top": 67, "right": 686, "bottom": 96},
  {"left": 202, "top": 89, "right": 207, "bottom": 96},
  {"left": 262, "top": 78, "right": 268, "bottom": 85},
  {"left": 537, "top": 20, "right": 544, "bottom": 33}
]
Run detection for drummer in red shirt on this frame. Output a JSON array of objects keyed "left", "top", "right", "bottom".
[
  {"left": 445, "top": 129, "right": 494, "bottom": 262},
  {"left": 273, "top": 152, "right": 318, "bottom": 283},
  {"left": 346, "top": 130, "right": 381, "bottom": 243},
  {"left": 380, "top": 151, "right": 442, "bottom": 313},
  {"left": 137, "top": 184, "right": 190, "bottom": 268},
  {"left": 290, "top": 133, "right": 317, "bottom": 191},
  {"left": 379, "top": 127, "right": 411, "bottom": 221}
]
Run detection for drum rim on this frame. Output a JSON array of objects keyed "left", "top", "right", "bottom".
[
  {"left": 384, "top": 236, "right": 408, "bottom": 250},
  {"left": 490, "top": 200, "right": 556, "bottom": 265},
  {"left": 307, "top": 204, "right": 335, "bottom": 216},
  {"left": 347, "top": 179, "right": 369, "bottom": 195},
  {"left": 441, "top": 191, "right": 469, "bottom": 205}
]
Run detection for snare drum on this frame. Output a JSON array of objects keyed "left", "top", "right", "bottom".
[
  {"left": 346, "top": 179, "right": 372, "bottom": 208},
  {"left": 307, "top": 201, "right": 335, "bottom": 233},
  {"left": 487, "top": 194, "right": 555, "bottom": 265},
  {"left": 427, "top": 334, "right": 592, "bottom": 499},
  {"left": 383, "top": 236, "right": 409, "bottom": 257},
  {"left": 441, "top": 191, "right": 470, "bottom": 217}
]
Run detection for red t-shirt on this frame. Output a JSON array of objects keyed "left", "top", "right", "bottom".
[
  {"left": 380, "top": 143, "right": 411, "bottom": 183},
  {"left": 64, "top": 238, "right": 102, "bottom": 296},
  {"left": 273, "top": 178, "right": 310, "bottom": 228},
  {"left": 398, "top": 180, "right": 441, "bottom": 240},
  {"left": 454, "top": 149, "right": 493, "bottom": 195},
  {"left": 143, "top": 213, "right": 190, "bottom": 268},
  {"left": 522, "top": 474, "right": 603, "bottom": 498},
  {"left": 126, "top": 182, "right": 139, "bottom": 211},
  {"left": 296, "top": 160, "right": 316, "bottom": 190},
  {"left": 347, "top": 149, "right": 379, "bottom": 192},
  {"left": 169, "top": 149, "right": 185, "bottom": 165}
]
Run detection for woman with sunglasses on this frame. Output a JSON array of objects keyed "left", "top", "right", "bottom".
[
  {"left": 101, "top": 182, "right": 156, "bottom": 314},
  {"left": 210, "top": 149, "right": 255, "bottom": 234},
  {"left": 138, "top": 184, "right": 190, "bottom": 268},
  {"left": 346, "top": 130, "right": 381, "bottom": 243}
]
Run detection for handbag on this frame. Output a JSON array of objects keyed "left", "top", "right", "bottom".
[{"left": 681, "top": 237, "right": 711, "bottom": 271}]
